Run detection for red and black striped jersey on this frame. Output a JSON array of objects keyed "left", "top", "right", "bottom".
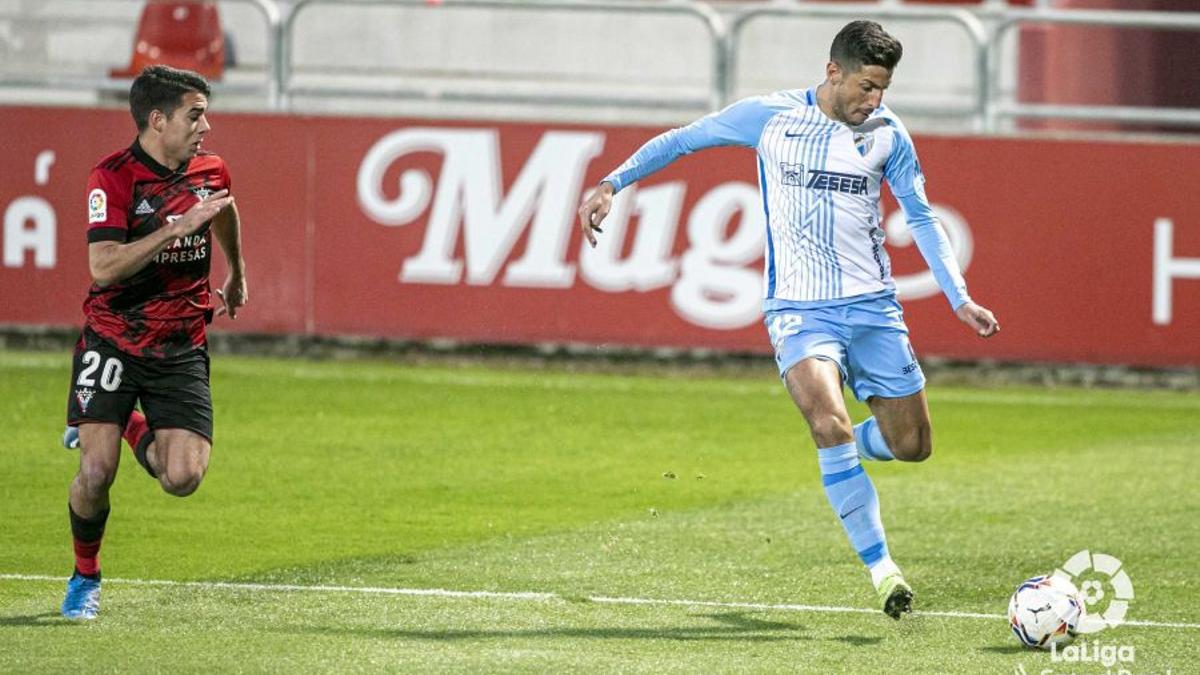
[{"left": 83, "top": 140, "right": 232, "bottom": 358}]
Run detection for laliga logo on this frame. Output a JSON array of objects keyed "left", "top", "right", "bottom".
[
  {"left": 1053, "top": 550, "right": 1134, "bottom": 633},
  {"left": 356, "top": 128, "right": 973, "bottom": 330}
]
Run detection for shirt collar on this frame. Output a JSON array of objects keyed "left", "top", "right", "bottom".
[{"left": 130, "top": 139, "right": 187, "bottom": 178}]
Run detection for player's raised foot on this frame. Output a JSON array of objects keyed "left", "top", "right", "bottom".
[
  {"left": 876, "top": 572, "right": 913, "bottom": 620},
  {"left": 61, "top": 571, "right": 101, "bottom": 620},
  {"left": 62, "top": 425, "right": 80, "bottom": 450}
]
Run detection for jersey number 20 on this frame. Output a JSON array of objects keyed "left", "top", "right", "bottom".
[{"left": 77, "top": 351, "right": 124, "bottom": 392}]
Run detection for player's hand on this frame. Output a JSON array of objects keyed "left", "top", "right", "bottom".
[
  {"left": 955, "top": 301, "right": 1000, "bottom": 338},
  {"left": 577, "top": 182, "right": 615, "bottom": 248},
  {"left": 170, "top": 189, "right": 233, "bottom": 238},
  {"left": 215, "top": 273, "right": 247, "bottom": 319}
]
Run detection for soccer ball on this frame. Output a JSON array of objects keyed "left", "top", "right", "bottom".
[{"left": 1008, "top": 574, "right": 1085, "bottom": 649}]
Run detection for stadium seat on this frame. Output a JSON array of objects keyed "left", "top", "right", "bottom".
[{"left": 110, "top": 1, "right": 226, "bottom": 81}]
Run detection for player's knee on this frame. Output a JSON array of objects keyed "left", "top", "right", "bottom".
[
  {"left": 161, "top": 475, "right": 201, "bottom": 497},
  {"left": 890, "top": 424, "right": 933, "bottom": 462},
  {"left": 809, "top": 413, "right": 854, "bottom": 448},
  {"left": 160, "top": 466, "right": 205, "bottom": 497},
  {"left": 76, "top": 460, "right": 118, "bottom": 495},
  {"left": 899, "top": 441, "right": 932, "bottom": 463}
]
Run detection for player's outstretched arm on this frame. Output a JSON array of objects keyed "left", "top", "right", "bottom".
[
  {"left": 89, "top": 190, "right": 233, "bottom": 287},
  {"left": 577, "top": 181, "right": 614, "bottom": 247},
  {"left": 211, "top": 201, "right": 247, "bottom": 319},
  {"left": 579, "top": 97, "right": 776, "bottom": 248}
]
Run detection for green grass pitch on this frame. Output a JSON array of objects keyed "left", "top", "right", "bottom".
[{"left": 1, "top": 348, "right": 1197, "bottom": 673}]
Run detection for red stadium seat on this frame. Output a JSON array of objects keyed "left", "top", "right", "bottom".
[{"left": 111, "top": 1, "right": 226, "bottom": 81}]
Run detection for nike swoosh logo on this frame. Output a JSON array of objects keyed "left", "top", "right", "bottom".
[
  {"left": 839, "top": 504, "right": 865, "bottom": 519},
  {"left": 784, "top": 131, "right": 805, "bottom": 138}
]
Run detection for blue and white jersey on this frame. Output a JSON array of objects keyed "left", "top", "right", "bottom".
[{"left": 603, "top": 87, "right": 970, "bottom": 310}]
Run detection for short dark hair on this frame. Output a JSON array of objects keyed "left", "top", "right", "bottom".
[
  {"left": 830, "top": 20, "right": 903, "bottom": 73},
  {"left": 129, "top": 65, "right": 211, "bottom": 131}
]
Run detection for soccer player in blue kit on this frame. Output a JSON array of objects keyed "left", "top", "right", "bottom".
[{"left": 578, "top": 21, "right": 999, "bottom": 619}]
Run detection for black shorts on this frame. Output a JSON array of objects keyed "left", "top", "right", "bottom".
[{"left": 66, "top": 329, "right": 213, "bottom": 441}]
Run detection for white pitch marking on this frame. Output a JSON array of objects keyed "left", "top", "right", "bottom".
[{"left": 2, "top": 573, "right": 1197, "bottom": 630}]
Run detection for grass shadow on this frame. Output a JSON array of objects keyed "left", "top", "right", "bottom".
[
  {"left": 286, "top": 611, "right": 886, "bottom": 647},
  {"left": 979, "top": 644, "right": 1029, "bottom": 655},
  {"left": 291, "top": 610, "right": 814, "bottom": 643},
  {"left": 830, "top": 635, "right": 884, "bottom": 647},
  {"left": 0, "top": 612, "right": 74, "bottom": 628}
]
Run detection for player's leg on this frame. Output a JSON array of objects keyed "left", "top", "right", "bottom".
[
  {"left": 64, "top": 408, "right": 158, "bottom": 474},
  {"left": 150, "top": 429, "right": 211, "bottom": 496},
  {"left": 68, "top": 425, "right": 121, "bottom": 536},
  {"left": 139, "top": 347, "right": 214, "bottom": 497},
  {"left": 767, "top": 309, "right": 910, "bottom": 618},
  {"left": 834, "top": 295, "right": 932, "bottom": 617},
  {"left": 123, "top": 408, "right": 159, "bottom": 476},
  {"left": 62, "top": 333, "right": 138, "bottom": 619},
  {"left": 783, "top": 358, "right": 910, "bottom": 618},
  {"left": 866, "top": 390, "right": 932, "bottom": 462},
  {"left": 784, "top": 356, "right": 854, "bottom": 447},
  {"left": 846, "top": 297, "right": 929, "bottom": 464},
  {"left": 63, "top": 424, "right": 121, "bottom": 620}
]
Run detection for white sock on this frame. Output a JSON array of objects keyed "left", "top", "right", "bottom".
[{"left": 869, "top": 556, "right": 901, "bottom": 589}]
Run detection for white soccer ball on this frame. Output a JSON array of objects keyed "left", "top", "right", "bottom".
[{"left": 1008, "top": 574, "right": 1085, "bottom": 649}]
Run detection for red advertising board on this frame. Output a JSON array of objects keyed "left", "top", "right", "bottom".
[{"left": 2, "top": 106, "right": 1198, "bottom": 367}]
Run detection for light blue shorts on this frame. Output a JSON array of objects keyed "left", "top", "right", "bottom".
[{"left": 764, "top": 294, "right": 925, "bottom": 402}]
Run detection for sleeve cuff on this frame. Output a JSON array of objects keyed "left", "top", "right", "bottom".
[{"left": 87, "top": 227, "right": 126, "bottom": 243}]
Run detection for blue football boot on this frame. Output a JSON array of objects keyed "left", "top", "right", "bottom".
[{"left": 61, "top": 571, "right": 101, "bottom": 620}]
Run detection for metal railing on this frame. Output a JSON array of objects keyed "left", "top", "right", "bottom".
[
  {"left": 278, "top": 0, "right": 728, "bottom": 112},
  {"left": 4, "top": 1, "right": 1200, "bottom": 132},
  {"left": 0, "top": 0, "right": 282, "bottom": 105},
  {"left": 986, "top": 8, "right": 1200, "bottom": 130},
  {"left": 725, "top": 3, "right": 989, "bottom": 124}
]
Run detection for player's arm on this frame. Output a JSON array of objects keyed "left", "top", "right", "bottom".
[
  {"left": 578, "top": 97, "right": 776, "bottom": 246},
  {"left": 894, "top": 194, "right": 998, "bottom": 338},
  {"left": 885, "top": 130, "right": 998, "bottom": 338},
  {"left": 210, "top": 201, "right": 246, "bottom": 318},
  {"left": 894, "top": 193, "right": 969, "bottom": 309},
  {"left": 89, "top": 190, "right": 233, "bottom": 287}
]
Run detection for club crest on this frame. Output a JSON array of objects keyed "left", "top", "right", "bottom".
[
  {"left": 75, "top": 387, "right": 95, "bottom": 413},
  {"left": 853, "top": 132, "right": 875, "bottom": 156},
  {"left": 780, "top": 162, "right": 807, "bottom": 187}
]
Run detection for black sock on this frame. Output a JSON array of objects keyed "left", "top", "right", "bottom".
[
  {"left": 69, "top": 504, "right": 109, "bottom": 541},
  {"left": 69, "top": 504, "right": 109, "bottom": 580},
  {"left": 73, "top": 567, "right": 102, "bottom": 581}
]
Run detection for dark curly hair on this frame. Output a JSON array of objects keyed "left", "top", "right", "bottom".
[
  {"left": 830, "top": 20, "right": 903, "bottom": 73},
  {"left": 129, "top": 65, "right": 211, "bottom": 131}
]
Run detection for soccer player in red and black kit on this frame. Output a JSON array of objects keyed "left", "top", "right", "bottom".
[{"left": 60, "top": 65, "right": 245, "bottom": 619}]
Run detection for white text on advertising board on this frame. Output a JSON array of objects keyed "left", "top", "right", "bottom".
[{"left": 357, "top": 128, "right": 972, "bottom": 330}]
